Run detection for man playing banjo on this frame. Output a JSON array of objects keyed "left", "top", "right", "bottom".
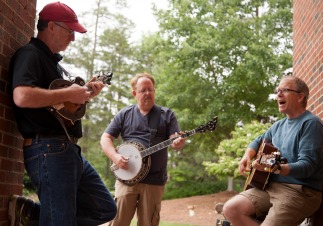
[{"left": 100, "top": 72, "right": 186, "bottom": 226}]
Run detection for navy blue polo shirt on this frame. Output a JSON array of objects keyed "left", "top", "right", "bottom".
[{"left": 105, "top": 104, "right": 181, "bottom": 185}]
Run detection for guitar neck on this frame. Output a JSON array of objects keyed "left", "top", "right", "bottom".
[{"left": 141, "top": 129, "right": 197, "bottom": 158}]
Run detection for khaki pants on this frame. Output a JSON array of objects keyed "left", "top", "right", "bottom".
[
  {"left": 109, "top": 180, "right": 165, "bottom": 226},
  {"left": 240, "top": 182, "right": 322, "bottom": 226}
]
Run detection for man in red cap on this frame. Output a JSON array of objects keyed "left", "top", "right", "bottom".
[{"left": 8, "top": 2, "right": 116, "bottom": 226}]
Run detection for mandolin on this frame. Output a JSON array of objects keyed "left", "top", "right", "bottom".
[{"left": 49, "top": 71, "right": 112, "bottom": 126}]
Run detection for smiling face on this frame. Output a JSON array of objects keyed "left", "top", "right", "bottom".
[{"left": 276, "top": 76, "right": 307, "bottom": 119}]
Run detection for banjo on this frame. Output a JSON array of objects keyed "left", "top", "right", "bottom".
[{"left": 111, "top": 116, "right": 218, "bottom": 186}]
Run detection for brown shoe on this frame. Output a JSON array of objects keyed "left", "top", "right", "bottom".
[{"left": 8, "top": 195, "right": 35, "bottom": 226}]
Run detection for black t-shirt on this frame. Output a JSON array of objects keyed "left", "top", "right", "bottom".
[{"left": 10, "top": 37, "right": 82, "bottom": 138}]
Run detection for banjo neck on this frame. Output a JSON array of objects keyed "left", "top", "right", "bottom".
[{"left": 141, "top": 129, "right": 196, "bottom": 158}]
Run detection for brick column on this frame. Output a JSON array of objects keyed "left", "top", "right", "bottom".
[
  {"left": 293, "top": 2, "right": 323, "bottom": 225},
  {"left": 0, "top": 0, "right": 36, "bottom": 225},
  {"left": 293, "top": 0, "right": 323, "bottom": 119}
]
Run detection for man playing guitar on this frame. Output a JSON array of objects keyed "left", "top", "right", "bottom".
[{"left": 223, "top": 76, "right": 323, "bottom": 226}]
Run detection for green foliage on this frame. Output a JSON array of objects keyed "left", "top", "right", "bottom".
[
  {"left": 62, "top": 0, "right": 138, "bottom": 190},
  {"left": 164, "top": 130, "right": 226, "bottom": 199},
  {"left": 42, "top": 0, "right": 293, "bottom": 200},
  {"left": 23, "top": 170, "right": 36, "bottom": 196},
  {"left": 152, "top": 0, "right": 292, "bottom": 134},
  {"left": 164, "top": 178, "right": 227, "bottom": 200},
  {"left": 203, "top": 121, "right": 271, "bottom": 179},
  {"left": 140, "top": 0, "right": 292, "bottom": 196}
]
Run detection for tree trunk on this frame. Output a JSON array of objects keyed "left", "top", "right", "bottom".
[{"left": 227, "top": 176, "right": 234, "bottom": 191}]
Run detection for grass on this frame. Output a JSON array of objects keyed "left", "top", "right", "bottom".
[
  {"left": 130, "top": 219, "right": 196, "bottom": 226},
  {"left": 25, "top": 192, "right": 197, "bottom": 226},
  {"left": 26, "top": 195, "right": 196, "bottom": 226}
]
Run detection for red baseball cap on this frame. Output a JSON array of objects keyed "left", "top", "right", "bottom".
[{"left": 39, "top": 2, "right": 87, "bottom": 33}]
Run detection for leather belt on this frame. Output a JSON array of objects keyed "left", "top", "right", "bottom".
[
  {"left": 23, "top": 134, "right": 79, "bottom": 146},
  {"left": 23, "top": 139, "right": 33, "bottom": 146}
]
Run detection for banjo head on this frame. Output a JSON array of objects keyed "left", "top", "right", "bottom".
[{"left": 114, "top": 142, "right": 146, "bottom": 181}]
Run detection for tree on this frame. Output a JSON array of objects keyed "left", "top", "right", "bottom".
[
  {"left": 46, "top": 0, "right": 294, "bottom": 197},
  {"left": 62, "top": 0, "right": 136, "bottom": 189},
  {"left": 203, "top": 121, "right": 272, "bottom": 190},
  {"left": 153, "top": 0, "right": 292, "bottom": 133},
  {"left": 136, "top": 0, "right": 293, "bottom": 195}
]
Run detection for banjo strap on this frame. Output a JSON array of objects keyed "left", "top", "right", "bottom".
[{"left": 148, "top": 105, "right": 161, "bottom": 146}]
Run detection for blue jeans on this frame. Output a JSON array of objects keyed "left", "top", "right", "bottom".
[{"left": 23, "top": 137, "right": 117, "bottom": 226}]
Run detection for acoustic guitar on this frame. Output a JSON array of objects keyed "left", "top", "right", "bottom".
[
  {"left": 111, "top": 116, "right": 218, "bottom": 186},
  {"left": 49, "top": 72, "right": 112, "bottom": 126},
  {"left": 243, "top": 140, "right": 284, "bottom": 191}
]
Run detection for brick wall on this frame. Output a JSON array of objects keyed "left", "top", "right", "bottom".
[
  {"left": 0, "top": 0, "right": 36, "bottom": 225},
  {"left": 293, "top": 0, "right": 323, "bottom": 119},
  {"left": 0, "top": 0, "right": 322, "bottom": 225}
]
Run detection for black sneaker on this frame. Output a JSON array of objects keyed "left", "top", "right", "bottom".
[{"left": 8, "top": 195, "right": 35, "bottom": 226}]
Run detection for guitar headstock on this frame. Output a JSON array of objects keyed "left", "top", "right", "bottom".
[
  {"left": 195, "top": 116, "right": 218, "bottom": 133},
  {"left": 97, "top": 71, "right": 113, "bottom": 85}
]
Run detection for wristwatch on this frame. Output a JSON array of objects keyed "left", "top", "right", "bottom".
[{"left": 273, "top": 164, "right": 281, "bottom": 174}]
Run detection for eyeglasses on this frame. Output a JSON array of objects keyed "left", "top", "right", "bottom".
[
  {"left": 54, "top": 22, "right": 75, "bottom": 36},
  {"left": 137, "top": 89, "right": 155, "bottom": 94},
  {"left": 274, "top": 88, "right": 301, "bottom": 95}
]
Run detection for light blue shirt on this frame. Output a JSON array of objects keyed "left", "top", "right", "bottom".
[{"left": 249, "top": 111, "right": 323, "bottom": 191}]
